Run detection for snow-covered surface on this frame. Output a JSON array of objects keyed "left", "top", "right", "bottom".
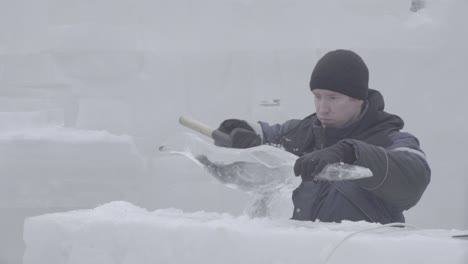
[
  {"left": 23, "top": 201, "right": 468, "bottom": 264},
  {"left": 0, "top": 0, "right": 467, "bottom": 263}
]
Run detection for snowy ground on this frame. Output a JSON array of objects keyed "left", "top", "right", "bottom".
[{"left": 0, "top": 0, "right": 467, "bottom": 263}]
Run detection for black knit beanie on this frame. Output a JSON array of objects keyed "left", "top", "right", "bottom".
[{"left": 309, "top": 50, "right": 369, "bottom": 100}]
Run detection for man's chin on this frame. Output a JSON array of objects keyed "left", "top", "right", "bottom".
[{"left": 319, "top": 119, "right": 336, "bottom": 127}]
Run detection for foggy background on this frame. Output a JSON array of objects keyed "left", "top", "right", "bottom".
[{"left": 0, "top": 0, "right": 467, "bottom": 263}]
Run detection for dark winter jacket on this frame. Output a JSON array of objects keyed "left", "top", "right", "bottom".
[{"left": 257, "top": 89, "right": 430, "bottom": 224}]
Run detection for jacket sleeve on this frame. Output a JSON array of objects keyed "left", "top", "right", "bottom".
[
  {"left": 257, "top": 119, "right": 302, "bottom": 145},
  {"left": 344, "top": 132, "right": 431, "bottom": 211}
]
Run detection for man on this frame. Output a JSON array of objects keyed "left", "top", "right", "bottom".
[{"left": 216, "top": 49, "right": 430, "bottom": 224}]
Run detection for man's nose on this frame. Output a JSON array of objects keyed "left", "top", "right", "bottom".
[{"left": 317, "top": 100, "right": 331, "bottom": 114}]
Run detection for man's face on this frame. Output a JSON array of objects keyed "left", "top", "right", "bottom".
[{"left": 312, "top": 89, "right": 364, "bottom": 128}]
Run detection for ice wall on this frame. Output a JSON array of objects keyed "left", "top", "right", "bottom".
[{"left": 23, "top": 201, "right": 468, "bottom": 264}]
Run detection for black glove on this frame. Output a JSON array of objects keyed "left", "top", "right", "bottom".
[
  {"left": 216, "top": 119, "right": 261, "bottom": 149},
  {"left": 293, "top": 140, "right": 356, "bottom": 181}
]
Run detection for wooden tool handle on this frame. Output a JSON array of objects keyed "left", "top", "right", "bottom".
[{"left": 179, "top": 116, "right": 232, "bottom": 147}]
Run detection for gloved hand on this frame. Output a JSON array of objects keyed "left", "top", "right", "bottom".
[
  {"left": 216, "top": 119, "right": 261, "bottom": 149},
  {"left": 293, "top": 140, "right": 356, "bottom": 181}
]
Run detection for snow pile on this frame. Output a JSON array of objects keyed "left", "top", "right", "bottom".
[{"left": 23, "top": 201, "right": 468, "bottom": 264}]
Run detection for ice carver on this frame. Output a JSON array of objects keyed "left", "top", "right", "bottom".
[{"left": 215, "top": 49, "right": 431, "bottom": 224}]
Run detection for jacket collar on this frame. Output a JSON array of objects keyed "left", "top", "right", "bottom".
[{"left": 311, "top": 89, "right": 403, "bottom": 148}]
